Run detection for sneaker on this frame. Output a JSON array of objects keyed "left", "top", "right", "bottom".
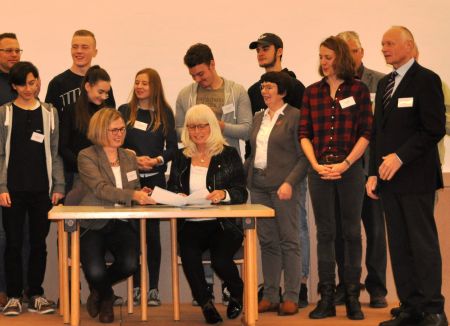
[
  {"left": 192, "top": 283, "right": 215, "bottom": 307},
  {"left": 132, "top": 287, "right": 141, "bottom": 306},
  {"left": 222, "top": 286, "right": 230, "bottom": 306},
  {"left": 28, "top": 296, "right": 55, "bottom": 314},
  {"left": 147, "top": 289, "right": 161, "bottom": 306},
  {"left": 113, "top": 295, "right": 124, "bottom": 306},
  {"left": 3, "top": 297, "right": 22, "bottom": 316}
]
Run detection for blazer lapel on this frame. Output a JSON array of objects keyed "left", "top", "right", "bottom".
[{"left": 95, "top": 146, "right": 117, "bottom": 186}]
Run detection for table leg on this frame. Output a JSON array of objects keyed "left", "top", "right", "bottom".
[
  {"left": 244, "top": 227, "right": 257, "bottom": 326},
  {"left": 170, "top": 219, "right": 180, "bottom": 321},
  {"left": 62, "top": 223, "right": 69, "bottom": 324},
  {"left": 127, "top": 276, "right": 133, "bottom": 314},
  {"left": 57, "top": 221, "right": 64, "bottom": 317},
  {"left": 140, "top": 219, "right": 148, "bottom": 321},
  {"left": 70, "top": 224, "right": 80, "bottom": 326}
]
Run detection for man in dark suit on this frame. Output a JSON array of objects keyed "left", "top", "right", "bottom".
[
  {"left": 367, "top": 26, "right": 447, "bottom": 326},
  {"left": 335, "top": 31, "right": 388, "bottom": 309}
]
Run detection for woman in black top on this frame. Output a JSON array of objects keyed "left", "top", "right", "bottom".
[
  {"left": 118, "top": 68, "right": 177, "bottom": 306},
  {"left": 59, "top": 65, "right": 111, "bottom": 191},
  {"left": 168, "top": 104, "right": 247, "bottom": 324}
]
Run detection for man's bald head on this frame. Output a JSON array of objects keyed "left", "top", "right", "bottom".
[{"left": 381, "top": 26, "right": 415, "bottom": 69}]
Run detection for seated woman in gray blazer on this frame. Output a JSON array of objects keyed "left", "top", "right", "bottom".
[
  {"left": 246, "top": 72, "right": 308, "bottom": 316},
  {"left": 77, "top": 108, "right": 155, "bottom": 324}
]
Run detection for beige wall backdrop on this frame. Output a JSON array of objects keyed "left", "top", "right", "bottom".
[{"left": 2, "top": 0, "right": 449, "bottom": 309}]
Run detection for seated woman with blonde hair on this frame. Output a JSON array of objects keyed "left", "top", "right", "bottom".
[
  {"left": 77, "top": 108, "right": 155, "bottom": 323},
  {"left": 168, "top": 104, "right": 247, "bottom": 324}
]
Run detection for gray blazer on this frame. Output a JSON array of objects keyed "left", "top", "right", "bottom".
[
  {"left": 361, "top": 66, "right": 384, "bottom": 175},
  {"left": 77, "top": 145, "right": 141, "bottom": 230},
  {"left": 361, "top": 66, "right": 385, "bottom": 94},
  {"left": 245, "top": 104, "right": 308, "bottom": 191}
]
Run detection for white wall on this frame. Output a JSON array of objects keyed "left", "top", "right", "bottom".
[{"left": 4, "top": 0, "right": 449, "bottom": 303}]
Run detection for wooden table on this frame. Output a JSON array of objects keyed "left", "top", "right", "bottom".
[{"left": 48, "top": 204, "right": 274, "bottom": 326}]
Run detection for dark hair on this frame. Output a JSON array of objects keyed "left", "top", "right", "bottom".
[
  {"left": 183, "top": 43, "right": 214, "bottom": 68},
  {"left": 128, "top": 68, "right": 174, "bottom": 136},
  {"left": 319, "top": 36, "right": 355, "bottom": 80},
  {"left": 0, "top": 33, "right": 17, "bottom": 42},
  {"left": 260, "top": 71, "right": 291, "bottom": 98},
  {"left": 75, "top": 65, "right": 111, "bottom": 132},
  {"left": 9, "top": 61, "right": 39, "bottom": 88}
]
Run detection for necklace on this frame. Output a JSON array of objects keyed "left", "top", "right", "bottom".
[
  {"left": 198, "top": 152, "right": 208, "bottom": 163},
  {"left": 110, "top": 157, "right": 120, "bottom": 167}
]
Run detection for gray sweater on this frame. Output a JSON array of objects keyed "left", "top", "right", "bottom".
[{"left": 175, "top": 78, "right": 252, "bottom": 154}]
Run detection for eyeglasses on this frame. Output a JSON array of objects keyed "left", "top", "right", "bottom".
[
  {"left": 186, "top": 123, "right": 209, "bottom": 131},
  {"left": 260, "top": 84, "right": 275, "bottom": 91},
  {"left": 0, "top": 48, "right": 23, "bottom": 55},
  {"left": 108, "top": 127, "right": 126, "bottom": 135}
]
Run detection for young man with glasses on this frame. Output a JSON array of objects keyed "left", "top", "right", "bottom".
[
  {"left": 175, "top": 43, "right": 252, "bottom": 306},
  {"left": 0, "top": 33, "right": 22, "bottom": 105}
]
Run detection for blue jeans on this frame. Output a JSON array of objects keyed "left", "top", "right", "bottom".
[{"left": 298, "top": 179, "right": 310, "bottom": 279}]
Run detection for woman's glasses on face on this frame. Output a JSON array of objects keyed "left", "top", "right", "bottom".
[
  {"left": 186, "top": 123, "right": 209, "bottom": 131},
  {"left": 108, "top": 127, "right": 126, "bottom": 135}
]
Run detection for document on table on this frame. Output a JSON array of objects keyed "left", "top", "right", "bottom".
[{"left": 151, "top": 186, "right": 211, "bottom": 206}]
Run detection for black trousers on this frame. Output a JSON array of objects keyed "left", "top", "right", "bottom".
[
  {"left": 381, "top": 191, "right": 444, "bottom": 314},
  {"left": 2, "top": 191, "right": 51, "bottom": 298},
  {"left": 132, "top": 173, "right": 165, "bottom": 290},
  {"left": 178, "top": 220, "right": 243, "bottom": 306},
  {"left": 80, "top": 220, "right": 139, "bottom": 299},
  {"left": 308, "top": 161, "right": 365, "bottom": 284},
  {"left": 335, "top": 189, "right": 387, "bottom": 295}
]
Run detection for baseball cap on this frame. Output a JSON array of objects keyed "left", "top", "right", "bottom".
[{"left": 249, "top": 33, "right": 283, "bottom": 49}]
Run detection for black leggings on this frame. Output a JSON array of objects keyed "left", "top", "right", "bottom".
[{"left": 80, "top": 220, "right": 139, "bottom": 299}]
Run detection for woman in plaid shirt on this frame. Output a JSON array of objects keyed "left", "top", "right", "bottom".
[{"left": 299, "top": 36, "right": 373, "bottom": 321}]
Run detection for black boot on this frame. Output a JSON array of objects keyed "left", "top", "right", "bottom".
[
  {"left": 99, "top": 293, "right": 115, "bottom": 323},
  {"left": 309, "top": 283, "right": 336, "bottom": 319},
  {"left": 345, "top": 283, "right": 364, "bottom": 320},
  {"left": 201, "top": 299, "right": 223, "bottom": 324},
  {"left": 86, "top": 289, "right": 101, "bottom": 318}
]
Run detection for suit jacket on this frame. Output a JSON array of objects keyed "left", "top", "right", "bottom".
[
  {"left": 360, "top": 66, "right": 385, "bottom": 175},
  {"left": 369, "top": 61, "right": 445, "bottom": 193},
  {"left": 77, "top": 145, "right": 141, "bottom": 229},
  {"left": 245, "top": 104, "right": 308, "bottom": 190},
  {"left": 361, "top": 66, "right": 385, "bottom": 93}
]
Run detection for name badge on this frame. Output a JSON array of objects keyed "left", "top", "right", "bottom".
[
  {"left": 398, "top": 97, "right": 414, "bottom": 108},
  {"left": 134, "top": 120, "right": 148, "bottom": 131},
  {"left": 222, "top": 103, "right": 235, "bottom": 115},
  {"left": 31, "top": 132, "right": 44, "bottom": 143},
  {"left": 370, "top": 93, "right": 376, "bottom": 103},
  {"left": 127, "top": 170, "right": 138, "bottom": 182},
  {"left": 339, "top": 96, "right": 356, "bottom": 109}
]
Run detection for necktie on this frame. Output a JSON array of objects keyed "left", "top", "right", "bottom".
[{"left": 382, "top": 71, "right": 398, "bottom": 109}]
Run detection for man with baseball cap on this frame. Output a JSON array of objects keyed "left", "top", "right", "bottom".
[{"left": 247, "top": 33, "right": 309, "bottom": 311}]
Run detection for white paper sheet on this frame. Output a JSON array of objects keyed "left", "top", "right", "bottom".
[{"left": 151, "top": 186, "right": 211, "bottom": 206}]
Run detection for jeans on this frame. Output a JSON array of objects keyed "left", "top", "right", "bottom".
[
  {"left": 132, "top": 173, "right": 164, "bottom": 290},
  {"left": 308, "top": 161, "right": 365, "bottom": 285},
  {"left": 2, "top": 191, "right": 51, "bottom": 297}
]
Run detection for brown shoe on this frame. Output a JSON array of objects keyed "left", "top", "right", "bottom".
[
  {"left": 258, "top": 299, "right": 279, "bottom": 313},
  {"left": 278, "top": 300, "right": 299, "bottom": 316},
  {"left": 0, "top": 292, "right": 7, "bottom": 308}
]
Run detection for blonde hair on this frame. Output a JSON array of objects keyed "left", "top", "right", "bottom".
[
  {"left": 181, "top": 104, "right": 227, "bottom": 158},
  {"left": 87, "top": 108, "right": 124, "bottom": 146}
]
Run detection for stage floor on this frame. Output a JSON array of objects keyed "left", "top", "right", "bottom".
[{"left": 0, "top": 302, "right": 395, "bottom": 325}]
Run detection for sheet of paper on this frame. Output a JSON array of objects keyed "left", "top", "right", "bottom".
[
  {"left": 151, "top": 187, "right": 212, "bottom": 206},
  {"left": 151, "top": 186, "right": 187, "bottom": 206}
]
